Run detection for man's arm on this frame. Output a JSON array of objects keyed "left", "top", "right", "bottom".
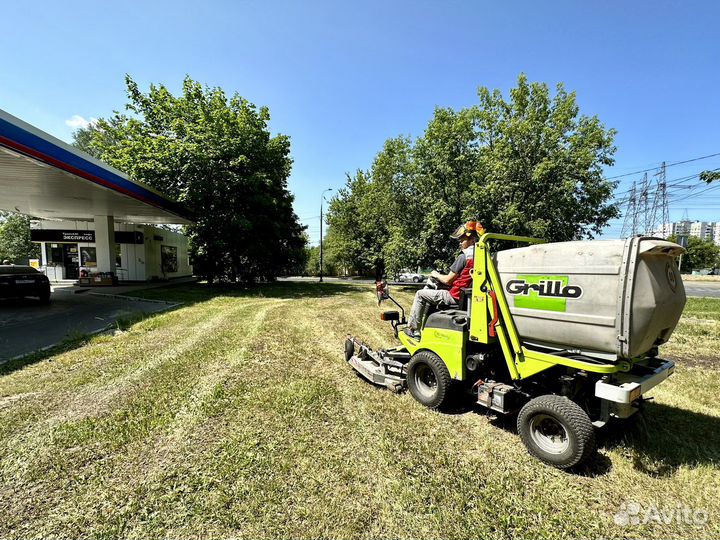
[
  {"left": 430, "top": 253, "right": 465, "bottom": 286},
  {"left": 430, "top": 269, "right": 457, "bottom": 286}
]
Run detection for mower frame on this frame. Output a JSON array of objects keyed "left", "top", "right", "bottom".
[{"left": 345, "top": 232, "right": 677, "bottom": 468}]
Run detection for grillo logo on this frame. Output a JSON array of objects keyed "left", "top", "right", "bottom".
[{"left": 506, "top": 279, "right": 583, "bottom": 299}]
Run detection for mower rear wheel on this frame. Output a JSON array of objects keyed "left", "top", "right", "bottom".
[
  {"left": 517, "top": 395, "right": 595, "bottom": 469},
  {"left": 407, "top": 351, "right": 452, "bottom": 410}
]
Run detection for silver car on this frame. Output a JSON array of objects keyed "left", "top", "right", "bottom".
[{"left": 396, "top": 270, "right": 424, "bottom": 283}]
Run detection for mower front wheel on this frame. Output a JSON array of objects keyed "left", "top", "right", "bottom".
[
  {"left": 517, "top": 395, "right": 596, "bottom": 469},
  {"left": 407, "top": 351, "right": 452, "bottom": 410},
  {"left": 344, "top": 338, "right": 354, "bottom": 362}
]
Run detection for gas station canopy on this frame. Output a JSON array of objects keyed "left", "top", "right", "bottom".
[{"left": 0, "top": 109, "right": 191, "bottom": 225}]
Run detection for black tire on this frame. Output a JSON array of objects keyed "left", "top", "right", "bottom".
[
  {"left": 412, "top": 276, "right": 421, "bottom": 283},
  {"left": 344, "top": 338, "right": 354, "bottom": 362},
  {"left": 517, "top": 395, "right": 596, "bottom": 469},
  {"left": 39, "top": 291, "right": 51, "bottom": 305},
  {"left": 406, "top": 350, "right": 452, "bottom": 410}
]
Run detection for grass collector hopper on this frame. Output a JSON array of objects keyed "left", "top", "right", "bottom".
[{"left": 345, "top": 233, "right": 686, "bottom": 469}]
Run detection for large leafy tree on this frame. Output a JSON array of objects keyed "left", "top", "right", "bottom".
[
  {"left": 73, "top": 75, "right": 306, "bottom": 282},
  {"left": 326, "top": 170, "right": 390, "bottom": 277},
  {"left": 669, "top": 234, "right": 720, "bottom": 272},
  {"left": 0, "top": 212, "right": 40, "bottom": 264},
  {"left": 328, "top": 74, "right": 619, "bottom": 275},
  {"left": 304, "top": 244, "right": 338, "bottom": 277}
]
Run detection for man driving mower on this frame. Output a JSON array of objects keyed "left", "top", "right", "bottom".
[{"left": 404, "top": 221, "right": 482, "bottom": 339}]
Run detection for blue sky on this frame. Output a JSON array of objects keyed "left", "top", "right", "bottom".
[{"left": 1, "top": 0, "right": 719, "bottom": 244}]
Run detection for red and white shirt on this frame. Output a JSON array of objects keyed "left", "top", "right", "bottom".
[{"left": 448, "top": 245, "right": 474, "bottom": 301}]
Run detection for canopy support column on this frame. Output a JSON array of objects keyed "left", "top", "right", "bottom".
[{"left": 94, "top": 215, "right": 116, "bottom": 274}]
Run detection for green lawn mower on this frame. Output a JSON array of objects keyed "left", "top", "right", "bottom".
[{"left": 344, "top": 232, "right": 686, "bottom": 468}]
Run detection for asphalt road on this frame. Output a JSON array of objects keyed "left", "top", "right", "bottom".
[
  {"left": 0, "top": 290, "right": 176, "bottom": 361},
  {"left": 684, "top": 281, "right": 720, "bottom": 298}
]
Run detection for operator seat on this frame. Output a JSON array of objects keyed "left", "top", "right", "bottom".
[
  {"left": 436, "top": 287, "right": 472, "bottom": 312},
  {"left": 421, "top": 287, "right": 472, "bottom": 332}
]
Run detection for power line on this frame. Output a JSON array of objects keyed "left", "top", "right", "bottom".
[
  {"left": 605, "top": 151, "right": 720, "bottom": 180},
  {"left": 669, "top": 183, "right": 720, "bottom": 204},
  {"left": 612, "top": 168, "right": 720, "bottom": 200}
]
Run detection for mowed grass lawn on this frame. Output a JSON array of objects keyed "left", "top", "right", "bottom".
[{"left": 0, "top": 281, "right": 718, "bottom": 538}]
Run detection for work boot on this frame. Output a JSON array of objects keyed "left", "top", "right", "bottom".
[{"left": 403, "top": 327, "right": 421, "bottom": 340}]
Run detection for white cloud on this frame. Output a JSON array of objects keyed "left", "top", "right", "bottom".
[{"left": 65, "top": 114, "right": 98, "bottom": 130}]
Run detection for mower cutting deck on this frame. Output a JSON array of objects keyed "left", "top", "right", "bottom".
[{"left": 344, "top": 336, "right": 408, "bottom": 392}]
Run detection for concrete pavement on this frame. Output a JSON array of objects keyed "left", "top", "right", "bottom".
[{"left": 0, "top": 282, "right": 189, "bottom": 361}]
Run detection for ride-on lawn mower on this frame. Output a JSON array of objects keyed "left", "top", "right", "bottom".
[{"left": 344, "top": 232, "right": 686, "bottom": 468}]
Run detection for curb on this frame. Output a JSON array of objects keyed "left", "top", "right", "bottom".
[{"left": 87, "top": 292, "right": 182, "bottom": 306}]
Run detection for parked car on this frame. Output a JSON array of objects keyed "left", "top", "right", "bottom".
[
  {"left": 0, "top": 265, "right": 51, "bottom": 303},
  {"left": 395, "top": 270, "right": 424, "bottom": 283}
]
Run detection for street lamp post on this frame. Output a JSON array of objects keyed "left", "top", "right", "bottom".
[{"left": 320, "top": 188, "right": 332, "bottom": 283}]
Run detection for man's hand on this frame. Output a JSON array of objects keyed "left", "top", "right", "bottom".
[{"left": 430, "top": 269, "right": 457, "bottom": 286}]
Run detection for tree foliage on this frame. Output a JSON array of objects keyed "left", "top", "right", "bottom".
[
  {"left": 327, "top": 75, "right": 619, "bottom": 276},
  {"left": 700, "top": 170, "right": 720, "bottom": 184},
  {"left": 325, "top": 170, "right": 391, "bottom": 277},
  {"left": 304, "top": 245, "right": 338, "bottom": 277},
  {"left": 70, "top": 124, "right": 102, "bottom": 159},
  {"left": 73, "top": 75, "right": 306, "bottom": 282},
  {"left": 0, "top": 212, "right": 40, "bottom": 264},
  {"left": 669, "top": 234, "right": 720, "bottom": 272}
]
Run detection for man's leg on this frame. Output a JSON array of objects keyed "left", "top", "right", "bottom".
[{"left": 407, "top": 289, "right": 457, "bottom": 331}]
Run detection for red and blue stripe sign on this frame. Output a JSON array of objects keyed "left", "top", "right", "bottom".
[{"left": 0, "top": 114, "right": 191, "bottom": 222}]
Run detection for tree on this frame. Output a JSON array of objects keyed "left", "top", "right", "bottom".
[
  {"left": 326, "top": 170, "right": 390, "bottom": 277},
  {"left": 700, "top": 170, "right": 720, "bottom": 184},
  {"left": 73, "top": 75, "right": 306, "bottom": 282},
  {"left": 669, "top": 234, "right": 720, "bottom": 272},
  {"left": 70, "top": 124, "right": 102, "bottom": 159},
  {"left": 327, "top": 74, "right": 619, "bottom": 274},
  {"left": 304, "top": 245, "right": 337, "bottom": 277},
  {"left": 0, "top": 212, "right": 40, "bottom": 264},
  {"left": 323, "top": 224, "right": 357, "bottom": 276}
]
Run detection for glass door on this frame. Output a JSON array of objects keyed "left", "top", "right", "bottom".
[{"left": 63, "top": 244, "right": 79, "bottom": 279}]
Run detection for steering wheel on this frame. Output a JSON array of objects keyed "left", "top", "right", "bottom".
[{"left": 425, "top": 276, "right": 441, "bottom": 289}]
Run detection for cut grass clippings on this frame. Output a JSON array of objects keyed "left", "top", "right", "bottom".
[{"left": 0, "top": 282, "right": 718, "bottom": 538}]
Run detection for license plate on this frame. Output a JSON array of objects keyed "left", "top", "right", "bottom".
[{"left": 16, "top": 279, "right": 35, "bottom": 284}]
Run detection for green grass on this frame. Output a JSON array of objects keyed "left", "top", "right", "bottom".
[
  {"left": 664, "top": 297, "right": 720, "bottom": 367},
  {"left": 0, "top": 283, "right": 718, "bottom": 538}
]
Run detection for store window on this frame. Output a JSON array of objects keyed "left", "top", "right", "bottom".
[
  {"left": 46, "top": 243, "right": 63, "bottom": 264},
  {"left": 81, "top": 247, "right": 97, "bottom": 268},
  {"left": 115, "top": 244, "right": 122, "bottom": 267},
  {"left": 161, "top": 245, "right": 178, "bottom": 274}
]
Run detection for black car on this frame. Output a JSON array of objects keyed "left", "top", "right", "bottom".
[{"left": 0, "top": 265, "right": 51, "bottom": 304}]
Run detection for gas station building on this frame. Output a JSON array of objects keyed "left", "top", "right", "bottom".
[{"left": 0, "top": 108, "right": 193, "bottom": 282}]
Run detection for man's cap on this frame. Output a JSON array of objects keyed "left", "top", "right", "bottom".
[{"left": 450, "top": 221, "right": 484, "bottom": 239}]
